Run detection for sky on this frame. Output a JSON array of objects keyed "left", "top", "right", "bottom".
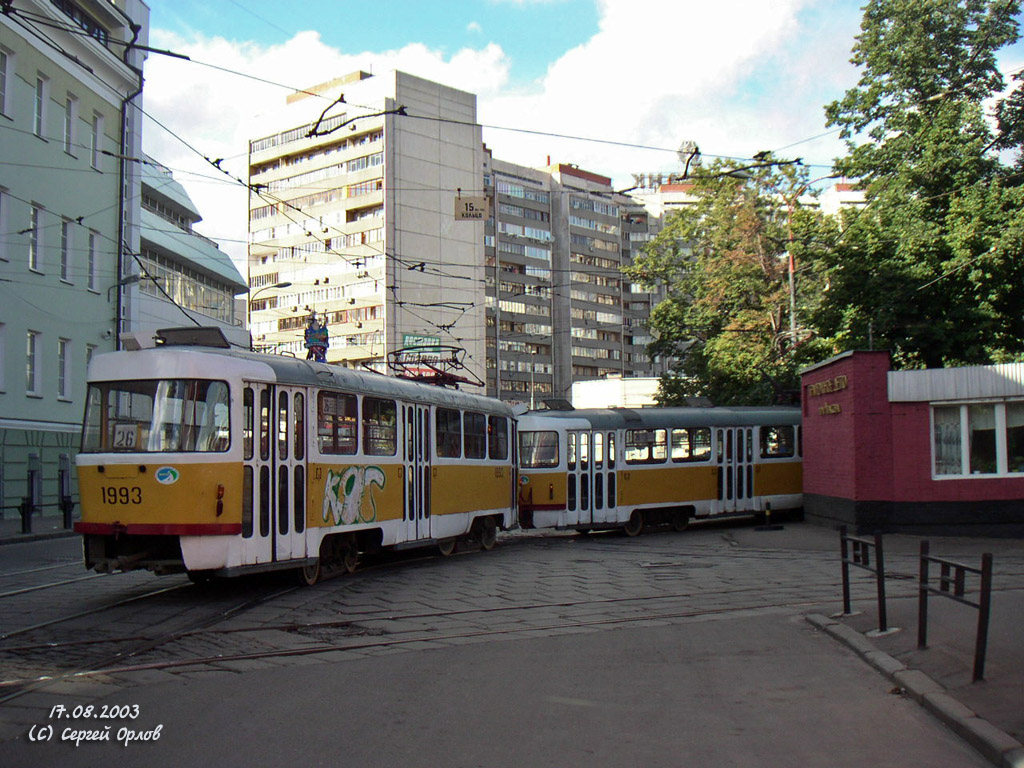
[{"left": 139, "top": 0, "right": 1024, "bottom": 271}]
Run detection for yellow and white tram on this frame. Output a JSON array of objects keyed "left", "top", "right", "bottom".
[
  {"left": 75, "top": 331, "right": 517, "bottom": 584},
  {"left": 517, "top": 407, "right": 802, "bottom": 535}
]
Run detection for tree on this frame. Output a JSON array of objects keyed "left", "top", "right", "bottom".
[
  {"left": 816, "top": 0, "right": 1024, "bottom": 367},
  {"left": 625, "top": 158, "right": 830, "bottom": 405}
]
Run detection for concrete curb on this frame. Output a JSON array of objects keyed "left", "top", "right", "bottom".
[
  {"left": 806, "top": 614, "right": 1024, "bottom": 768},
  {"left": 0, "top": 529, "right": 78, "bottom": 547}
]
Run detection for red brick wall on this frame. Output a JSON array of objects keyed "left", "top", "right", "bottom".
[
  {"left": 802, "top": 351, "right": 893, "bottom": 501},
  {"left": 804, "top": 351, "right": 1024, "bottom": 506}
]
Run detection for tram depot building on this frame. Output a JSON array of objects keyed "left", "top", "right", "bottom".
[{"left": 800, "top": 351, "right": 1024, "bottom": 536}]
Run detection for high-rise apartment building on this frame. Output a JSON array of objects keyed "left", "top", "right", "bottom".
[
  {"left": 247, "top": 71, "right": 486, "bottom": 383},
  {"left": 484, "top": 155, "right": 664, "bottom": 405},
  {"left": 248, "top": 70, "right": 665, "bottom": 405}
]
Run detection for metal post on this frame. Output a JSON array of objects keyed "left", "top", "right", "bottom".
[
  {"left": 918, "top": 540, "right": 930, "bottom": 649},
  {"left": 874, "top": 532, "right": 888, "bottom": 633},
  {"left": 973, "top": 553, "right": 993, "bottom": 682},
  {"left": 840, "top": 526, "right": 852, "bottom": 615},
  {"left": 58, "top": 453, "right": 73, "bottom": 529}
]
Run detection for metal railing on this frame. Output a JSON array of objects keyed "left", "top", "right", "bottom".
[
  {"left": 918, "top": 541, "right": 994, "bottom": 682},
  {"left": 839, "top": 526, "right": 890, "bottom": 633}
]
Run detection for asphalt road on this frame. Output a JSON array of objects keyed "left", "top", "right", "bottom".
[{"left": 0, "top": 521, "right": 1011, "bottom": 767}]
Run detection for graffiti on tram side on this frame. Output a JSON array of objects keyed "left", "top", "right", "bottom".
[{"left": 322, "top": 466, "right": 387, "bottom": 525}]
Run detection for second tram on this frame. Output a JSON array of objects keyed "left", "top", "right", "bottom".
[{"left": 517, "top": 407, "right": 802, "bottom": 535}]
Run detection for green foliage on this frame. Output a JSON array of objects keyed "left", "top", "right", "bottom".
[
  {"left": 628, "top": 0, "right": 1024, "bottom": 403},
  {"left": 626, "top": 158, "right": 830, "bottom": 405},
  {"left": 817, "top": 0, "right": 1024, "bottom": 368}
]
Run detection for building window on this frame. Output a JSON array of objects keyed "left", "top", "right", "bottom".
[
  {"left": 932, "top": 402, "right": 1024, "bottom": 477},
  {"left": 91, "top": 113, "right": 103, "bottom": 169},
  {"left": 0, "top": 188, "right": 7, "bottom": 261},
  {"left": 0, "top": 49, "right": 10, "bottom": 117},
  {"left": 64, "top": 94, "right": 78, "bottom": 155},
  {"left": 0, "top": 323, "right": 5, "bottom": 392},
  {"left": 29, "top": 205, "right": 43, "bottom": 271},
  {"left": 34, "top": 74, "right": 48, "bottom": 138},
  {"left": 60, "top": 218, "right": 72, "bottom": 282},
  {"left": 58, "top": 338, "right": 70, "bottom": 399},
  {"left": 968, "top": 404, "right": 997, "bottom": 474},
  {"left": 87, "top": 231, "right": 98, "bottom": 290},
  {"left": 26, "top": 331, "right": 40, "bottom": 395}
]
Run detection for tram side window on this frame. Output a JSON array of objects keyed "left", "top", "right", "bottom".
[
  {"left": 625, "top": 429, "right": 667, "bottom": 464},
  {"left": 363, "top": 397, "right": 397, "bottom": 456},
  {"left": 488, "top": 416, "right": 509, "bottom": 460},
  {"left": 519, "top": 431, "right": 558, "bottom": 468},
  {"left": 318, "top": 392, "right": 357, "bottom": 455},
  {"left": 464, "top": 411, "right": 487, "bottom": 459},
  {"left": 671, "top": 428, "right": 711, "bottom": 462},
  {"left": 294, "top": 393, "right": 305, "bottom": 461},
  {"left": 436, "top": 408, "right": 462, "bottom": 458},
  {"left": 243, "top": 388, "right": 254, "bottom": 460},
  {"left": 760, "top": 425, "right": 795, "bottom": 458}
]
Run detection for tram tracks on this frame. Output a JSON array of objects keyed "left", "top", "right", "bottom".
[
  {"left": 0, "top": 581, "right": 302, "bottom": 704},
  {"left": 0, "top": 591, "right": 862, "bottom": 686}
]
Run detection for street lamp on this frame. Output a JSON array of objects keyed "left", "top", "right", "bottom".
[
  {"left": 247, "top": 281, "right": 292, "bottom": 350},
  {"left": 782, "top": 174, "right": 838, "bottom": 346}
]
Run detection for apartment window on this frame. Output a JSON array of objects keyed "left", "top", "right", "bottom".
[
  {"left": 26, "top": 331, "right": 40, "bottom": 395},
  {"left": 58, "top": 338, "right": 70, "bottom": 399},
  {"left": 85, "top": 343, "right": 95, "bottom": 369},
  {"left": 29, "top": 205, "right": 43, "bottom": 271},
  {"left": 87, "top": 231, "right": 97, "bottom": 290},
  {"left": 34, "top": 75, "right": 48, "bottom": 138},
  {"left": 60, "top": 219, "right": 72, "bottom": 282},
  {"left": 90, "top": 112, "right": 103, "bottom": 169},
  {"left": 64, "top": 94, "right": 78, "bottom": 154}
]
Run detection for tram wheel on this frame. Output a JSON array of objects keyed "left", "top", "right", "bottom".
[
  {"left": 340, "top": 535, "right": 359, "bottom": 574},
  {"left": 299, "top": 559, "right": 321, "bottom": 586},
  {"left": 476, "top": 517, "right": 498, "bottom": 551},
  {"left": 437, "top": 537, "right": 457, "bottom": 557},
  {"left": 671, "top": 511, "right": 691, "bottom": 532},
  {"left": 623, "top": 510, "right": 644, "bottom": 537},
  {"left": 187, "top": 569, "right": 216, "bottom": 586}
]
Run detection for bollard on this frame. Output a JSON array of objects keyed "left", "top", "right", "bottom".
[{"left": 20, "top": 496, "right": 32, "bottom": 534}]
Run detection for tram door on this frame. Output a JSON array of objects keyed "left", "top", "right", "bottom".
[
  {"left": 716, "top": 427, "right": 754, "bottom": 514},
  {"left": 590, "top": 431, "right": 616, "bottom": 524},
  {"left": 566, "top": 431, "right": 592, "bottom": 526},
  {"left": 403, "top": 404, "right": 431, "bottom": 542},
  {"left": 243, "top": 383, "right": 274, "bottom": 565},
  {"left": 242, "top": 384, "right": 308, "bottom": 565},
  {"left": 272, "top": 387, "right": 307, "bottom": 561}
]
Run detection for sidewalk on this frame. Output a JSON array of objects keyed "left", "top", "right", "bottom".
[
  {"left": 0, "top": 512, "right": 79, "bottom": 545},
  {"left": 804, "top": 533, "right": 1024, "bottom": 768}
]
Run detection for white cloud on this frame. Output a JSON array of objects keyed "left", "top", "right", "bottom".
[{"left": 142, "top": 0, "right": 864, "bottom": 271}]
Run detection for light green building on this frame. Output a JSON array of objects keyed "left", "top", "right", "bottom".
[{"left": 0, "top": 0, "right": 149, "bottom": 527}]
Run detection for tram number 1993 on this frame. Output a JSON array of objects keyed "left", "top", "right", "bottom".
[{"left": 102, "top": 486, "right": 143, "bottom": 505}]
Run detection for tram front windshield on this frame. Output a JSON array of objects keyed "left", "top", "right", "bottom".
[{"left": 81, "top": 379, "right": 230, "bottom": 453}]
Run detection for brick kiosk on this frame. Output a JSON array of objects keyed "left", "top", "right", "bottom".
[{"left": 801, "top": 351, "right": 1024, "bottom": 536}]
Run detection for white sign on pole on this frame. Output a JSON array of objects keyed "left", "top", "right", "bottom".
[{"left": 454, "top": 196, "right": 488, "bottom": 221}]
